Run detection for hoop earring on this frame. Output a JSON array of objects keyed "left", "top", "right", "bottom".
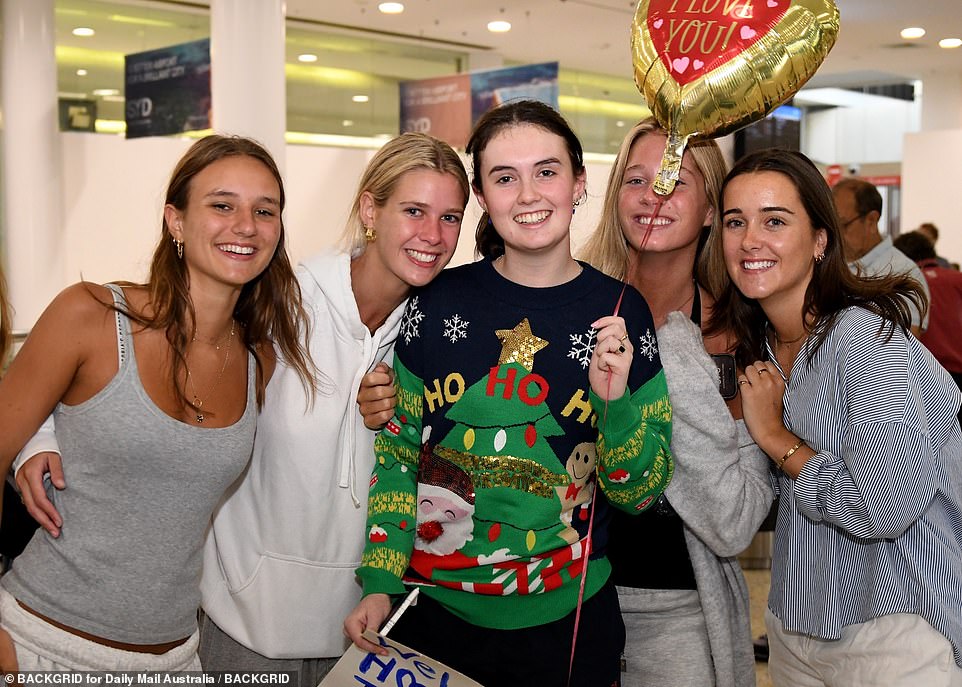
[
  {"left": 364, "top": 226, "right": 377, "bottom": 243},
  {"left": 174, "top": 239, "right": 184, "bottom": 260}
]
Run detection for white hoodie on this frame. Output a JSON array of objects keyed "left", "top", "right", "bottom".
[{"left": 199, "top": 249, "right": 407, "bottom": 658}]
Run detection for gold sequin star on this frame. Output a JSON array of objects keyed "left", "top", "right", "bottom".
[{"left": 496, "top": 318, "right": 548, "bottom": 370}]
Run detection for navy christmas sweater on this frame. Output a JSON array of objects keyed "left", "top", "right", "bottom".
[{"left": 357, "top": 258, "right": 673, "bottom": 629}]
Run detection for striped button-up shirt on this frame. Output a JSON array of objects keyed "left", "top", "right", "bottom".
[{"left": 768, "top": 306, "right": 962, "bottom": 667}]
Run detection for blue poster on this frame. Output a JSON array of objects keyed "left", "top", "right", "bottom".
[
  {"left": 125, "top": 38, "right": 211, "bottom": 139},
  {"left": 470, "top": 62, "right": 559, "bottom": 124}
]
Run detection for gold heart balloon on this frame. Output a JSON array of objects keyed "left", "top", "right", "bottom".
[{"left": 631, "top": 0, "right": 839, "bottom": 194}]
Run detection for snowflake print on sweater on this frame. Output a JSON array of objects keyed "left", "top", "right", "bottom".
[
  {"left": 443, "top": 314, "right": 469, "bottom": 343},
  {"left": 637, "top": 329, "right": 658, "bottom": 361},
  {"left": 567, "top": 327, "right": 598, "bottom": 369},
  {"left": 400, "top": 296, "right": 424, "bottom": 344}
]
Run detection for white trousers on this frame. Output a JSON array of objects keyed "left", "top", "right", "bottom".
[
  {"left": 766, "top": 607, "right": 962, "bottom": 687},
  {"left": 1, "top": 587, "right": 201, "bottom": 671}
]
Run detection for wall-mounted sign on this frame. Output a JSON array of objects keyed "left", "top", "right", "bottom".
[
  {"left": 400, "top": 62, "right": 559, "bottom": 149},
  {"left": 125, "top": 38, "right": 211, "bottom": 139}
]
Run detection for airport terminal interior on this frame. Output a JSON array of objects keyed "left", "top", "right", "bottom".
[{"left": 2, "top": 0, "right": 961, "bottom": 683}]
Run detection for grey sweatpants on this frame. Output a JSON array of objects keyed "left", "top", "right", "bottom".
[
  {"left": 197, "top": 611, "right": 337, "bottom": 687},
  {"left": 617, "top": 586, "right": 715, "bottom": 687}
]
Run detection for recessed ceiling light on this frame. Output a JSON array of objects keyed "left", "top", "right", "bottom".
[
  {"left": 72, "top": 27, "right": 96, "bottom": 37},
  {"left": 297, "top": 53, "right": 318, "bottom": 63},
  {"left": 939, "top": 37, "right": 962, "bottom": 49},
  {"left": 92, "top": 88, "right": 119, "bottom": 97},
  {"left": 76, "top": 69, "right": 88, "bottom": 76},
  {"left": 342, "top": 120, "right": 354, "bottom": 127},
  {"left": 900, "top": 27, "right": 926, "bottom": 40},
  {"left": 487, "top": 20, "right": 512, "bottom": 33},
  {"left": 378, "top": 2, "right": 404, "bottom": 14},
  {"left": 352, "top": 94, "right": 370, "bottom": 103},
  {"left": 616, "top": 120, "right": 625, "bottom": 128}
]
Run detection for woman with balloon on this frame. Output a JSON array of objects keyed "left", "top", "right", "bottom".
[
  {"left": 582, "top": 118, "right": 772, "bottom": 687},
  {"left": 590, "top": 2, "right": 840, "bottom": 683}
]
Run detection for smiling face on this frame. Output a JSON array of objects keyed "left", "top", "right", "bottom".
[
  {"left": 474, "top": 124, "right": 586, "bottom": 261},
  {"left": 360, "top": 168, "right": 465, "bottom": 290},
  {"left": 166, "top": 155, "right": 282, "bottom": 294},
  {"left": 618, "top": 132, "right": 713, "bottom": 257},
  {"left": 721, "top": 170, "right": 827, "bottom": 315}
]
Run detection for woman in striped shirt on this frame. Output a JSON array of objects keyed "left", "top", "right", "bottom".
[{"left": 704, "top": 148, "right": 962, "bottom": 687}]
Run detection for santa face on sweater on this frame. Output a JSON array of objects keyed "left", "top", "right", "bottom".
[{"left": 415, "top": 482, "right": 476, "bottom": 556}]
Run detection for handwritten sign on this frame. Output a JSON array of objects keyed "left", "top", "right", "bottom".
[{"left": 318, "top": 630, "right": 483, "bottom": 687}]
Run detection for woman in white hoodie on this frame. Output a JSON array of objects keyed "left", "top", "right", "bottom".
[{"left": 14, "top": 132, "right": 470, "bottom": 684}]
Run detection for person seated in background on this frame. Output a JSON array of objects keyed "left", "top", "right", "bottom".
[
  {"left": 893, "top": 230, "right": 962, "bottom": 423},
  {"left": 831, "top": 177, "right": 929, "bottom": 336},
  {"left": 916, "top": 222, "right": 954, "bottom": 269}
]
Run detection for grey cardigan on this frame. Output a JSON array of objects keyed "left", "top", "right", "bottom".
[{"left": 658, "top": 312, "right": 775, "bottom": 687}]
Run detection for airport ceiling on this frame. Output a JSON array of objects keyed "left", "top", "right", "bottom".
[
  {"left": 51, "top": 0, "right": 962, "bottom": 145},
  {"left": 292, "top": 0, "right": 962, "bottom": 89}
]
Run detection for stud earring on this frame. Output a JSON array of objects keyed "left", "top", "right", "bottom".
[
  {"left": 364, "top": 225, "right": 377, "bottom": 243},
  {"left": 814, "top": 252, "right": 824, "bottom": 263},
  {"left": 174, "top": 238, "right": 184, "bottom": 260}
]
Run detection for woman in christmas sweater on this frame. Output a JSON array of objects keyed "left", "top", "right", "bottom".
[{"left": 344, "top": 100, "right": 673, "bottom": 686}]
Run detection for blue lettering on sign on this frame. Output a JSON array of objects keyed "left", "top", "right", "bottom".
[
  {"left": 358, "top": 653, "right": 397, "bottom": 681},
  {"left": 354, "top": 638, "right": 455, "bottom": 685}
]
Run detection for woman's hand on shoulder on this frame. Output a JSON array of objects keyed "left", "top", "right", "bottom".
[{"left": 589, "top": 315, "right": 632, "bottom": 401}]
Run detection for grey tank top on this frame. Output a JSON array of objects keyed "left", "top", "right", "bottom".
[{"left": 3, "top": 285, "right": 257, "bottom": 644}]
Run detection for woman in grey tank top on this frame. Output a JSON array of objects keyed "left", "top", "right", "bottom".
[{"left": 0, "top": 135, "right": 314, "bottom": 672}]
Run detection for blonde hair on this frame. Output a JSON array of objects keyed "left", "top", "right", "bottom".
[
  {"left": 341, "top": 133, "right": 469, "bottom": 256},
  {"left": 580, "top": 118, "right": 727, "bottom": 282}
]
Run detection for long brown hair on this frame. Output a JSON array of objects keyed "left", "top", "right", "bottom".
[
  {"left": 122, "top": 134, "right": 315, "bottom": 410},
  {"left": 704, "top": 148, "right": 927, "bottom": 367},
  {"left": 466, "top": 100, "right": 585, "bottom": 259}
]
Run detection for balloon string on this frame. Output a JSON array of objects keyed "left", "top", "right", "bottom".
[{"left": 566, "top": 198, "right": 663, "bottom": 687}]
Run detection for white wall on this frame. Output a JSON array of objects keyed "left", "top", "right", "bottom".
[
  {"left": 39, "top": 133, "right": 610, "bottom": 328},
  {"left": 902, "top": 128, "right": 962, "bottom": 265},
  {"left": 803, "top": 98, "right": 919, "bottom": 166},
  {"left": 47, "top": 126, "right": 960, "bottom": 334}
]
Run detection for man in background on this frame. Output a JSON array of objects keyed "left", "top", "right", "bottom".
[{"left": 832, "top": 178, "right": 930, "bottom": 336}]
